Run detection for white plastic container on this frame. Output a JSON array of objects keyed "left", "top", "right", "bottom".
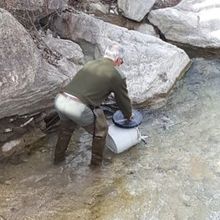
[{"left": 106, "top": 124, "right": 142, "bottom": 154}]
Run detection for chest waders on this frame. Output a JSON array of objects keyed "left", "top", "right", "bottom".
[
  {"left": 54, "top": 120, "right": 77, "bottom": 165},
  {"left": 54, "top": 107, "right": 108, "bottom": 166},
  {"left": 90, "top": 107, "right": 108, "bottom": 166}
]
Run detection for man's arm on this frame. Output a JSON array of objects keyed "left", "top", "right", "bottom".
[{"left": 112, "top": 76, "right": 132, "bottom": 120}]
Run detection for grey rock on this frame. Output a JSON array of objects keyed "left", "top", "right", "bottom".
[
  {"left": 118, "top": 0, "right": 156, "bottom": 21},
  {"left": 90, "top": 2, "right": 109, "bottom": 14},
  {"left": 153, "top": 0, "right": 182, "bottom": 9},
  {"left": 0, "top": 9, "right": 40, "bottom": 103},
  {"left": 1, "top": 0, "right": 68, "bottom": 11},
  {"left": 0, "top": 9, "right": 81, "bottom": 119},
  {"left": 43, "top": 35, "right": 85, "bottom": 64},
  {"left": 149, "top": 0, "right": 220, "bottom": 48},
  {"left": 0, "top": 0, "right": 68, "bottom": 26},
  {"left": 0, "top": 128, "right": 45, "bottom": 158},
  {"left": 133, "top": 23, "right": 159, "bottom": 37}
]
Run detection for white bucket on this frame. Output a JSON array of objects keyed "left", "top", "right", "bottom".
[{"left": 106, "top": 124, "right": 142, "bottom": 154}]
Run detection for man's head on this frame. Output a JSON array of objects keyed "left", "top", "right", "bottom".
[{"left": 104, "top": 43, "right": 124, "bottom": 66}]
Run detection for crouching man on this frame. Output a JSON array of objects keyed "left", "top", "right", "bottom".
[{"left": 54, "top": 42, "right": 132, "bottom": 166}]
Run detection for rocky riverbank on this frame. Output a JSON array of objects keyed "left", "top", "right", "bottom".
[{"left": 1, "top": 0, "right": 220, "bottom": 219}]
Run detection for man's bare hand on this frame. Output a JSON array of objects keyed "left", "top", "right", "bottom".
[{"left": 128, "top": 113, "right": 134, "bottom": 121}]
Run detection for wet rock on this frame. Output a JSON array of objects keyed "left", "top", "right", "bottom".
[
  {"left": 118, "top": 0, "right": 156, "bottom": 22},
  {"left": 20, "top": 174, "right": 48, "bottom": 184},
  {"left": 1, "top": 140, "right": 21, "bottom": 154},
  {"left": 4, "top": 128, "right": 12, "bottom": 133},
  {"left": 149, "top": 0, "right": 220, "bottom": 48},
  {"left": 53, "top": 12, "right": 190, "bottom": 107},
  {"left": 4, "top": 180, "right": 12, "bottom": 185},
  {"left": 0, "top": 128, "right": 45, "bottom": 159}
]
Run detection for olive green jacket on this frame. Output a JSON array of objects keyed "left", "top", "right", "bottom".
[{"left": 64, "top": 58, "right": 132, "bottom": 119}]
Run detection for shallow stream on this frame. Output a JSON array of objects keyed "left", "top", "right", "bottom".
[{"left": 0, "top": 58, "right": 220, "bottom": 220}]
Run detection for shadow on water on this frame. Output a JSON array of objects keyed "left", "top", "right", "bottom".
[{"left": 1, "top": 58, "right": 220, "bottom": 219}]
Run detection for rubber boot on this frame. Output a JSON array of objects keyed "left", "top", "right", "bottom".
[
  {"left": 54, "top": 120, "right": 76, "bottom": 165},
  {"left": 91, "top": 136, "right": 107, "bottom": 166},
  {"left": 90, "top": 108, "right": 108, "bottom": 167}
]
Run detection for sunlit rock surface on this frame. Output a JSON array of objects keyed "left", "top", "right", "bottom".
[
  {"left": 53, "top": 12, "right": 190, "bottom": 107},
  {"left": 149, "top": 0, "right": 220, "bottom": 48},
  {"left": 43, "top": 34, "right": 85, "bottom": 64},
  {"left": 118, "top": 0, "right": 156, "bottom": 21},
  {"left": 133, "top": 23, "right": 159, "bottom": 37},
  {"left": 90, "top": 2, "right": 109, "bottom": 14}
]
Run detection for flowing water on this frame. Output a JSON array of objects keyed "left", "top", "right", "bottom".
[{"left": 0, "top": 58, "right": 220, "bottom": 220}]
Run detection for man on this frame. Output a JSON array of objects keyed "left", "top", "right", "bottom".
[{"left": 54, "top": 43, "right": 132, "bottom": 166}]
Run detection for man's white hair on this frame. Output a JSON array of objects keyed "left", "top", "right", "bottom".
[{"left": 104, "top": 43, "right": 124, "bottom": 61}]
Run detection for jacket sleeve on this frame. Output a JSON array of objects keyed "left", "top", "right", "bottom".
[{"left": 112, "top": 74, "right": 132, "bottom": 119}]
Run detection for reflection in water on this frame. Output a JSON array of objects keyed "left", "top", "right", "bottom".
[{"left": 0, "top": 59, "right": 220, "bottom": 219}]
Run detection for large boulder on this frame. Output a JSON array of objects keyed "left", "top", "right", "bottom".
[
  {"left": 53, "top": 12, "right": 190, "bottom": 107},
  {"left": 0, "top": 0, "right": 68, "bottom": 13},
  {"left": 0, "top": 0, "right": 68, "bottom": 10},
  {"left": 0, "top": 9, "right": 82, "bottom": 119},
  {"left": 0, "top": 0, "right": 68, "bottom": 27},
  {"left": 118, "top": 0, "right": 156, "bottom": 22},
  {"left": 42, "top": 33, "right": 85, "bottom": 64},
  {"left": 148, "top": 0, "right": 220, "bottom": 48},
  {"left": 0, "top": 8, "right": 40, "bottom": 104}
]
